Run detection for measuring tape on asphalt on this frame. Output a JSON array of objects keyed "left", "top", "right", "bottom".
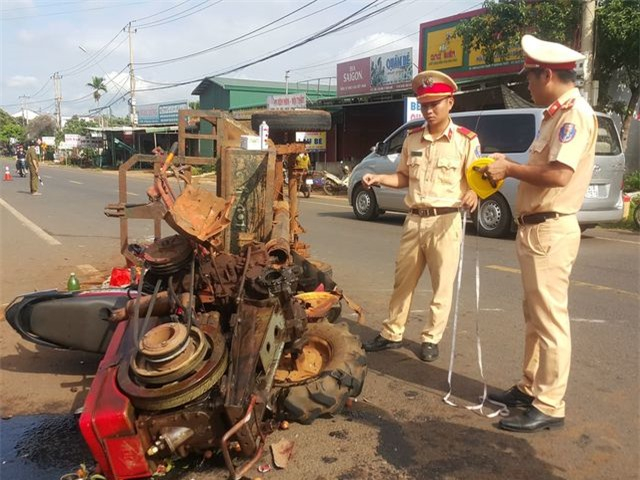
[{"left": 442, "top": 209, "right": 508, "bottom": 418}]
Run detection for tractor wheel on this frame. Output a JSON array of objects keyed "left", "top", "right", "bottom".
[
  {"left": 274, "top": 321, "right": 367, "bottom": 424},
  {"left": 251, "top": 110, "right": 331, "bottom": 133}
]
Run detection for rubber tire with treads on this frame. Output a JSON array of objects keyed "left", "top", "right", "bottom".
[
  {"left": 475, "top": 193, "right": 512, "bottom": 238},
  {"left": 276, "top": 321, "right": 367, "bottom": 424},
  {"left": 352, "top": 184, "right": 380, "bottom": 220},
  {"left": 251, "top": 110, "right": 331, "bottom": 132}
]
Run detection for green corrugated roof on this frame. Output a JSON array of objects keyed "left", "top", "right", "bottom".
[{"left": 192, "top": 76, "right": 335, "bottom": 96}]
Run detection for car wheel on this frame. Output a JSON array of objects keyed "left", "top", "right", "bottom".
[
  {"left": 352, "top": 184, "right": 379, "bottom": 220},
  {"left": 634, "top": 204, "right": 640, "bottom": 229},
  {"left": 475, "top": 193, "right": 512, "bottom": 238}
]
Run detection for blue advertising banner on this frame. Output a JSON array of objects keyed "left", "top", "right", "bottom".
[{"left": 138, "top": 101, "right": 188, "bottom": 126}]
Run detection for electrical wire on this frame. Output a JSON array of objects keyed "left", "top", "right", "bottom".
[
  {"left": 136, "top": 0, "right": 327, "bottom": 68},
  {"left": 1, "top": 1, "right": 149, "bottom": 20},
  {"left": 64, "top": 36, "right": 130, "bottom": 78},
  {"left": 135, "top": 0, "right": 219, "bottom": 29},
  {"left": 131, "top": 0, "right": 403, "bottom": 92},
  {"left": 131, "top": 0, "right": 192, "bottom": 23}
]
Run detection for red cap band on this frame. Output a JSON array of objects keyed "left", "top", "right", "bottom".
[
  {"left": 415, "top": 82, "right": 454, "bottom": 99},
  {"left": 523, "top": 55, "right": 577, "bottom": 71}
]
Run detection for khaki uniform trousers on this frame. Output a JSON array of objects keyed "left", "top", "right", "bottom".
[
  {"left": 381, "top": 212, "right": 461, "bottom": 344},
  {"left": 516, "top": 214, "right": 580, "bottom": 418},
  {"left": 28, "top": 162, "right": 38, "bottom": 193}
]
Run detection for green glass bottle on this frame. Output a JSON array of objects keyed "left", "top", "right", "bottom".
[{"left": 67, "top": 272, "right": 80, "bottom": 291}]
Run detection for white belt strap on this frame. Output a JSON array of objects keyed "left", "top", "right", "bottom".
[{"left": 442, "top": 210, "right": 507, "bottom": 418}]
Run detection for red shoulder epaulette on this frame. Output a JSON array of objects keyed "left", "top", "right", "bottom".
[
  {"left": 457, "top": 126, "right": 477, "bottom": 140},
  {"left": 561, "top": 98, "right": 576, "bottom": 110},
  {"left": 408, "top": 125, "right": 425, "bottom": 134}
]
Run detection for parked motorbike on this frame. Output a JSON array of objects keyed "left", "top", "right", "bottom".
[{"left": 323, "top": 163, "right": 351, "bottom": 196}]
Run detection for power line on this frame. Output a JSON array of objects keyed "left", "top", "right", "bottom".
[
  {"left": 135, "top": 0, "right": 219, "bottom": 29},
  {"left": 131, "top": 0, "right": 192, "bottom": 23},
  {"left": 136, "top": 0, "right": 341, "bottom": 70},
  {"left": 1, "top": 1, "right": 149, "bottom": 20}
]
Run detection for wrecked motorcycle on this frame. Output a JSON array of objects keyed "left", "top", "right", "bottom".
[{"left": 4, "top": 119, "right": 367, "bottom": 480}]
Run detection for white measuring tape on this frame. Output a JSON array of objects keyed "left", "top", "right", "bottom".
[{"left": 442, "top": 210, "right": 509, "bottom": 418}]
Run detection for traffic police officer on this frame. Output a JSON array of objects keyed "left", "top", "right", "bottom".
[
  {"left": 26, "top": 141, "right": 41, "bottom": 196},
  {"left": 363, "top": 70, "right": 479, "bottom": 362},
  {"left": 484, "top": 35, "right": 597, "bottom": 432}
]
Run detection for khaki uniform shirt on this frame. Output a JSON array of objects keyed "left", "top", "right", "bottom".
[
  {"left": 516, "top": 88, "right": 597, "bottom": 216},
  {"left": 397, "top": 120, "right": 480, "bottom": 208},
  {"left": 26, "top": 146, "right": 39, "bottom": 169}
]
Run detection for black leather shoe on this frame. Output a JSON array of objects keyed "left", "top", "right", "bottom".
[
  {"left": 488, "top": 385, "right": 534, "bottom": 408},
  {"left": 499, "top": 406, "right": 564, "bottom": 433},
  {"left": 419, "top": 342, "right": 439, "bottom": 362},
  {"left": 363, "top": 334, "right": 402, "bottom": 352}
]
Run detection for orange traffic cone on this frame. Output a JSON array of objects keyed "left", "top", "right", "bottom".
[{"left": 3, "top": 165, "right": 13, "bottom": 181}]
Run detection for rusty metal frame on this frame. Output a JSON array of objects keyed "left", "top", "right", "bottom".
[{"left": 220, "top": 395, "right": 266, "bottom": 480}]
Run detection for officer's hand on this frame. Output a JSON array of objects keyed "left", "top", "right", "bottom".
[
  {"left": 461, "top": 190, "right": 478, "bottom": 213},
  {"left": 362, "top": 173, "right": 378, "bottom": 188},
  {"left": 485, "top": 153, "right": 509, "bottom": 182}
]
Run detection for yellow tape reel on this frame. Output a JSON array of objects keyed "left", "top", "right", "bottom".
[{"left": 466, "top": 157, "right": 504, "bottom": 199}]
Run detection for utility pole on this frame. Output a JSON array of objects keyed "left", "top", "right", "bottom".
[
  {"left": 128, "top": 22, "right": 138, "bottom": 126},
  {"left": 580, "top": 0, "right": 597, "bottom": 105},
  {"left": 18, "top": 94, "right": 29, "bottom": 125},
  {"left": 285, "top": 70, "right": 290, "bottom": 94},
  {"left": 52, "top": 72, "right": 63, "bottom": 129}
]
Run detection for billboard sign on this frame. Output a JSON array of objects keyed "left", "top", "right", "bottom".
[
  {"left": 138, "top": 101, "right": 188, "bottom": 125},
  {"left": 295, "top": 132, "right": 326, "bottom": 152},
  {"left": 267, "top": 93, "right": 307, "bottom": 110},
  {"left": 404, "top": 97, "right": 425, "bottom": 123},
  {"left": 419, "top": 8, "right": 521, "bottom": 79},
  {"left": 337, "top": 48, "right": 413, "bottom": 97}
]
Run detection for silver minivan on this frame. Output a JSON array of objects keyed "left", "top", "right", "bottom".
[{"left": 348, "top": 108, "right": 626, "bottom": 237}]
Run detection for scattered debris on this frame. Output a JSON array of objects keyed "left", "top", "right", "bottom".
[
  {"left": 279, "top": 420, "right": 290, "bottom": 430},
  {"left": 257, "top": 464, "right": 272, "bottom": 473},
  {"left": 328, "top": 429, "right": 349, "bottom": 440},
  {"left": 271, "top": 438, "right": 295, "bottom": 469}
]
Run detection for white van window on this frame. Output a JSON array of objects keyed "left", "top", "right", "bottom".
[
  {"left": 453, "top": 114, "right": 536, "bottom": 153},
  {"left": 595, "top": 116, "right": 622, "bottom": 156},
  {"left": 388, "top": 128, "right": 409, "bottom": 154}
]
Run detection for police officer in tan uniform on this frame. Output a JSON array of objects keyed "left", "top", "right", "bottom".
[
  {"left": 483, "top": 35, "right": 597, "bottom": 432},
  {"left": 363, "top": 71, "right": 479, "bottom": 362}
]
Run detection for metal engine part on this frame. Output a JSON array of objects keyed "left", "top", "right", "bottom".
[
  {"left": 143, "top": 235, "right": 194, "bottom": 276},
  {"left": 118, "top": 323, "right": 228, "bottom": 411}
]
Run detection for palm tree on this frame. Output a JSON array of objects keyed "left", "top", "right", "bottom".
[{"left": 87, "top": 76, "right": 107, "bottom": 126}]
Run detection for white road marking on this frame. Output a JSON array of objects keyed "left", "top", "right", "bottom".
[
  {"left": 0, "top": 198, "right": 61, "bottom": 246},
  {"left": 126, "top": 191, "right": 139, "bottom": 196},
  {"left": 591, "top": 236, "right": 640, "bottom": 246},
  {"left": 42, "top": 175, "right": 52, "bottom": 179},
  {"left": 571, "top": 318, "right": 607, "bottom": 324},
  {"left": 486, "top": 265, "right": 639, "bottom": 299},
  {"left": 69, "top": 180, "right": 83, "bottom": 185},
  {"left": 305, "top": 200, "right": 352, "bottom": 209},
  {"left": 480, "top": 308, "right": 504, "bottom": 311}
]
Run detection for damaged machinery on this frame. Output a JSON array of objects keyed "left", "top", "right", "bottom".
[{"left": 5, "top": 109, "right": 367, "bottom": 480}]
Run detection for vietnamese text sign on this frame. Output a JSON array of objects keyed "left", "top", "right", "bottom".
[
  {"left": 337, "top": 48, "right": 413, "bottom": 97},
  {"left": 267, "top": 93, "right": 307, "bottom": 110},
  {"left": 138, "top": 101, "right": 188, "bottom": 125},
  {"left": 419, "top": 8, "right": 521, "bottom": 79},
  {"left": 295, "top": 132, "right": 326, "bottom": 152},
  {"left": 404, "top": 97, "right": 425, "bottom": 123}
]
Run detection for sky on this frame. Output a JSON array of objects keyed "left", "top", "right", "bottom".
[{"left": 0, "top": 0, "right": 482, "bottom": 119}]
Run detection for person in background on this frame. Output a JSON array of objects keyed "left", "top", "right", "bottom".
[
  {"left": 15, "top": 144, "right": 27, "bottom": 177},
  {"left": 362, "top": 70, "right": 479, "bottom": 362},
  {"left": 483, "top": 35, "right": 596, "bottom": 433},
  {"left": 26, "top": 141, "right": 41, "bottom": 195}
]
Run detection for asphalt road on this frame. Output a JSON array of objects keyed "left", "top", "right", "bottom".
[{"left": 0, "top": 162, "right": 638, "bottom": 480}]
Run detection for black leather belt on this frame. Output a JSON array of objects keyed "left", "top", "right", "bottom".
[
  {"left": 409, "top": 207, "right": 460, "bottom": 217},
  {"left": 515, "top": 211, "right": 570, "bottom": 226}
]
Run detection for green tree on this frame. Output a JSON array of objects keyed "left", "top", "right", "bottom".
[
  {"left": 63, "top": 115, "right": 99, "bottom": 136},
  {"left": 594, "top": 0, "right": 640, "bottom": 149},
  {"left": 26, "top": 114, "right": 56, "bottom": 140},
  {"left": 455, "top": 0, "right": 639, "bottom": 148},
  {"left": 0, "top": 108, "right": 26, "bottom": 147},
  {"left": 87, "top": 76, "right": 108, "bottom": 105}
]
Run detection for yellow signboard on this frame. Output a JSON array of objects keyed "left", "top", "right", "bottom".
[
  {"left": 296, "top": 132, "right": 326, "bottom": 152},
  {"left": 469, "top": 45, "right": 520, "bottom": 67},
  {"left": 426, "top": 27, "right": 463, "bottom": 69}
]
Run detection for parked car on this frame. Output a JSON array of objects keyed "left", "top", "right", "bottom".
[{"left": 348, "top": 108, "right": 626, "bottom": 237}]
